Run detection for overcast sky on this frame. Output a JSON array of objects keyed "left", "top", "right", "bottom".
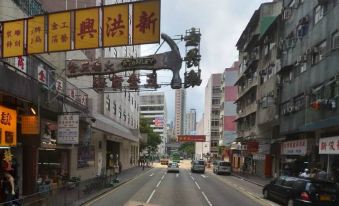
[{"left": 141, "top": 0, "right": 272, "bottom": 123}]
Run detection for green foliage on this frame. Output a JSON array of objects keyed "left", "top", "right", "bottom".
[
  {"left": 179, "top": 142, "right": 195, "bottom": 155},
  {"left": 139, "top": 118, "right": 162, "bottom": 153}
]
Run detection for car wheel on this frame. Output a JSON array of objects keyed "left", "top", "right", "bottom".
[
  {"left": 263, "top": 189, "right": 269, "bottom": 199},
  {"left": 287, "top": 199, "right": 294, "bottom": 206}
]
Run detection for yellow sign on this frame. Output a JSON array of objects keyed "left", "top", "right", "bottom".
[
  {"left": 21, "top": 116, "right": 40, "bottom": 135},
  {"left": 103, "top": 4, "right": 129, "bottom": 47},
  {"left": 0, "top": 106, "right": 17, "bottom": 147},
  {"left": 27, "top": 16, "right": 45, "bottom": 54},
  {"left": 48, "top": 11, "right": 71, "bottom": 52},
  {"left": 2, "top": 20, "right": 24, "bottom": 58},
  {"left": 75, "top": 8, "right": 99, "bottom": 49},
  {"left": 132, "top": 0, "right": 160, "bottom": 45}
]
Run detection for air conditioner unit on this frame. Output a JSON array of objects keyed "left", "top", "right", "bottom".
[{"left": 306, "top": 48, "right": 312, "bottom": 55}]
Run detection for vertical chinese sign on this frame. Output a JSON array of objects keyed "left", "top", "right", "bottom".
[
  {"left": 27, "top": 16, "right": 45, "bottom": 54},
  {"left": 132, "top": 0, "right": 160, "bottom": 45},
  {"left": 2, "top": 20, "right": 24, "bottom": 58},
  {"left": 75, "top": 8, "right": 99, "bottom": 49},
  {"left": 103, "top": 4, "right": 129, "bottom": 47},
  {"left": 0, "top": 106, "right": 17, "bottom": 147},
  {"left": 57, "top": 114, "right": 79, "bottom": 144},
  {"left": 48, "top": 11, "right": 71, "bottom": 52}
]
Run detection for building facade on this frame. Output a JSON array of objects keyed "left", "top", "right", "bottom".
[
  {"left": 139, "top": 92, "right": 168, "bottom": 154},
  {"left": 184, "top": 109, "right": 197, "bottom": 135},
  {"left": 235, "top": 1, "right": 282, "bottom": 177},
  {"left": 174, "top": 88, "right": 186, "bottom": 138},
  {"left": 195, "top": 113, "right": 205, "bottom": 159},
  {"left": 205, "top": 74, "right": 222, "bottom": 156}
]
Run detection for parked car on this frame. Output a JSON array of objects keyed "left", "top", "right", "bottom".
[
  {"left": 213, "top": 161, "right": 231, "bottom": 175},
  {"left": 191, "top": 160, "right": 205, "bottom": 173},
  {"left": 167, "top": 162, "right": 179, "bottom": 173},
  {"left": 263, "top": 176, "right": 338, "bottom": 206}
]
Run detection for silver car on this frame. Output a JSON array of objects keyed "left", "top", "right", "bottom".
[
  {"left": 167, "top": 162, "right": 179, "bottom": 173},
  {"left": 213, "top": 161, "right": 231, "bottom": 175},
  {"left": 191, "top": 160, "right": 205, "bottom": 173}
]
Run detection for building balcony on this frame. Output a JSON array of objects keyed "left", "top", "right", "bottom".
[
  {"left": 236, "top": 102, "right": 257, "bottom": 119},
  {"left": 237, "top": 126, "right": 257, "bottom": 139},
  {"left": 237, "top": 77, "right": 258, "bottom": 99}
]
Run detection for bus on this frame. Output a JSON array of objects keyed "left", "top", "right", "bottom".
[{"left": 171, "top": 153, "right": 180, "bottom": 163}]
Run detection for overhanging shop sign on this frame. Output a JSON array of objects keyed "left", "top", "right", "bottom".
[
  {"left": 319, "top": 136, "right": 339, "bottom": 154},
  {"left": 57, "top": 114, "right": 79, "bottom": 144},
  {"left": 281, "top": 139, "right": 307, "bottom": 155}
]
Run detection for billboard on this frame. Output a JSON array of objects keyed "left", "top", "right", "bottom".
[
  {"left": 177, "top": 135, "right": 206, "bottom": 142},
  {"left": 57, "top": 114, "right": 79, "bottom": 144},
  {"left": 1, "top": 0, "right": 161, "bottom": 58}
]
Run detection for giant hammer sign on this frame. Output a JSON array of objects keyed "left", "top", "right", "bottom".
[{"left": 66, "top": 33, "right": 183, "bottom": 89}]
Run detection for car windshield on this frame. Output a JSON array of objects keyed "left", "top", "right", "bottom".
[
  {"left": 219, "top": 162, "right": 231, "bottom": 166},
  {"left": 307, "top": 182, "right": 337, "bottom": 194},
  {"left": 195, "top": 161, "right": 205, "bottom": 165}
]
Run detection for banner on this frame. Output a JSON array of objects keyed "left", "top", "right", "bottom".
[
  {"left": 0, "top": 106, "right": 17, "bottom": 147},
  {"left": 133, "top": 0, "right": 160, "bottom": 44},
  {"left": 57, "top": 114, "right": 79, "bottom": 144},
  {"left": 319, "top": 136, "right": 339, "bottom": 154},
  {"left": 281, "top": 139, "right": 307, "bottom": 155},
  {"left": 27, "top": 16, "right": 45, "bottom": 54},
  {"left": 2, "top": 20, "right": 24, "bottom": 58},
  {"left": 103, "top": 4, "right": 129, "bottom": 47},
  {"left": 48, "top": 11, "right": 71, "bottom": 52},
  {"left": 21, "top": 116, "right": 40, "bottom": 135},
  {"left": 177, "top": 135, "right": 205, "bottom": 142},
  {"left": 75, "top": 8, "right": 99, "bottom": 49}
]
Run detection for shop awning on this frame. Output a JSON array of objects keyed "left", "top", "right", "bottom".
[{"left": 92, "top": 114, "right": 139, "bottom": 143}]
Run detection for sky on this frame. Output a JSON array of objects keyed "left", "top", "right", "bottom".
[{"left": 141, "top": 0, "right": 272, "bottom": 123}]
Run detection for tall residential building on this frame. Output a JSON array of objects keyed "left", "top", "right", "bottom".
[
  {"left": 195, "top": 114, "right": 205, "bottom": 159},
  {"left": 174, "top": 88, "right": 186, "bottom": 137},
  {"left": 205, "top": 74, "right": 222, "bottom": 156},
  {"left": 139, "top": 92, "right": 168, "bottom": 154},
  {"left": 184, "top": 109, "right": 197, "bottom": 135},
  {"left": 220, "top": 62, "right": 239, "bottom": 147}
]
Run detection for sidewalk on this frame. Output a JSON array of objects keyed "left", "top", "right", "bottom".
[
  {"left": 74, "top": 166, "right": 152, "bottom": 206},
  {"left": 231, "top": 172, "right": 272, "bottom": 187}
]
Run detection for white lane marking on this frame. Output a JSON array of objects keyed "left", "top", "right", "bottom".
[
  {"left": 191, "top": 176, "right": 195, "bottom": 181},
  {"left": 156, "top": 180, "right": 162, "bottom": 188},
  {"left": 149, "top": 173, "right": 154, "bottom": 177},
  {"left": 202, "top": 191, "right": 213, "bottom": 206},
  {"left": 161, "top": 174, "right": 165, "bottom": 180},
  {"left": 146, "top": 189, "right": 156, "bottom": 204},
  {"left": 194, "top": 181, "right": 201, "bottom": 190},
  {"left": 201, "top": 174, "right": 207, "bottom": 178},
  {"left": 176, "top": 173, "right": 179, "bottom": 178}
]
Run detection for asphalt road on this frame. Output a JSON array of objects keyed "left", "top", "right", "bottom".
[{"left": 84, "top": 161, "right": 275, "bottom": 206}]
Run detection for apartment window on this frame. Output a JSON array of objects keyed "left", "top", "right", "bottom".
[
  {"left": 211, "top": 120, "right": 219, "bottom": 127},
  {"left": 124, "top": 91, "right": 127, "bottom": 97},
  {"left": 128, "top": 93, "right": 130, "bottom": 102},
  {"left": 113, "top": 102, "right": 117, "bottom": 115},
  {"left": 119, "top": 106, "right": 122, "bottom": 118},
  {"left": 312, "top": 40, "right": 327, "bottom": 64},
  {"left": 128, "top": 114, "right": 130, "bottom": 124},
  {"left": 211, "top": 131, "right": 219, "bottom": 136},
  {"left": 123, "top": 111, "right": 126, "bottom": 121},
  {"left": 211, "top": 140, "right": 218, "bottom": 147},
  {"left": 106, "top": 95, "right": 110, "bottom": 111},
  {"left": 212, "top": 109, "right": 220, "bottom": 116},
  {"left": 332, "top": 31, "right": 339, "bottom": 49},
  {"left": 212, "top": 99, "right": 220, "bottom": 105},
  {"left": 314, "top": 4, "right": 327, "bottom": 24}
]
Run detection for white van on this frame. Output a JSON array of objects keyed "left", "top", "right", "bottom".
[{"left": 213, "top": 161, "right": 231, "bottom": 175}]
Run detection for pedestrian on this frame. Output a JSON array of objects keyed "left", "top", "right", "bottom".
[
  {"left": 118, "top": 161, "right": 122, "bottom": 173},
  {"left": 299, "top": 169, "right": 310, "bottom": 178},
  {"left": 113, "top": 163, "right": 119, "bottom": 181},
  {"left": 318, "top": 168, "right": 327, "bottom": 180},
  {"left": 309, "top": 168, "right": 318, "bottom": 178},
  {"left": 2, "top": 171, "right": 16, "bottom": 206}
]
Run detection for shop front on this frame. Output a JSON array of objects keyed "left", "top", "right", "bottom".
[
  {"left": 319, "top": 136, "right": 339, "bottom": 182},
  {"left": 280, "top": 139, "right": 309, "bottom": 176},
  {"left": 253, "top": 143, "right": 272, "bottom": 177}
]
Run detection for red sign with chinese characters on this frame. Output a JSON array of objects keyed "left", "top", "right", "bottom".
[
  {"left": 246, "top": 141, "right": 259, "bottom": 153},
  {"left": 319, "top": 136, "right": 339, "bottom": 154},
  {"left": 177, "top": 135, "right": 206, "bottom": 142}
]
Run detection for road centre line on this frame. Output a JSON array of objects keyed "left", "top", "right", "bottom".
[
  {"left": 146, "top": 189, "right": 156, "bottom": 204},
  {"left": 194, "top": 181, "right": 201, "bottom": 190},
  {"left": 176, "top": 173, "right": 179, "bottom": 178},
  {"left": 191, "top": 176, "right": 195, "bottom": 181},
  {"left": 149, "top": 173, "right": 154, "bottom": 176},
  {"left": 161, "top": 174, "right": 165, "bottom": 180},
  {"left": 201, "top": 191, "right": 213, "bottom": 206},
  {"left": 156, "top": 180, "right": 161, "bottom": 188},
  {"left": 201, "top": 174, "right": 207, "bottom": 178}
]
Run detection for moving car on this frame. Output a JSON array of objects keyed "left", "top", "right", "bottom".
[
  {"left": 160, "top": 158, "right": 169, "bottom": 165},
  {"left": 263, "top": 176, "right": 338, "bottom": 206},
  {"left": 213, "top": 161, "right": 231, "bottom": 175},
  {"left": 167, "top": 162, "right": 179, "bottom": 173},
  {"left": 191, "top": 160, "right": 205, "bottom": 173}
]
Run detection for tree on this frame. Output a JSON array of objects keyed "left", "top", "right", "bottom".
[
  {"left": 139, "top": 118, "right": 162, "bottom": 153},
  {"left": 179, "top": 142, "right": 195, "bottom": 157}
]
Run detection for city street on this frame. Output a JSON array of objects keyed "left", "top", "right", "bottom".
[{"left": 84, "top": 160, "right": 279, "bottom": 206}]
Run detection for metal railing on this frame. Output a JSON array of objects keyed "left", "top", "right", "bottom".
[
  {"left": 0, "top": 175, "right": 116, "bottom": 206},
  {"left": 12, "top": 0, "right": 45, "bottom": 16}
]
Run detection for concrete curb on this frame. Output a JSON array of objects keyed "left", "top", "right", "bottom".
[
  {"left": 231, "top": 174, "right": 265, "bottom": 187},
  {"left": 78, "top": 168, "right": 153, "bottom": 206}
]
